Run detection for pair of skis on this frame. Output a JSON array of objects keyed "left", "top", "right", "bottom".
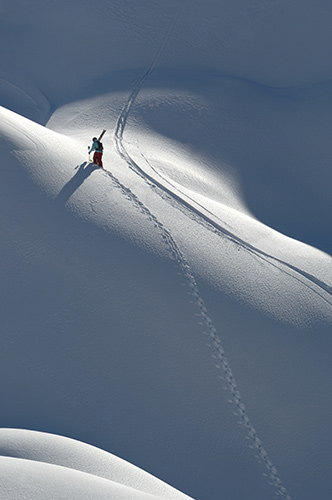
[{"left": 97, "top": 129, "right": 106, "bottom": 141}]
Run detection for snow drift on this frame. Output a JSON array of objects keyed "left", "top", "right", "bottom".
[{"left": 0, "top": 429, "right": 191, "bottom": 499}]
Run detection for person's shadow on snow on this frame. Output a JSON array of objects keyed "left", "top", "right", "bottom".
[{"left": 56, "top": 162, "right": 100, "bottom": 205}]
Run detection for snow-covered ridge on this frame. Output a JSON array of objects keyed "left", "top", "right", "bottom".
[{"left": 0, "top": 429, "right": 192, "bottom": 499}]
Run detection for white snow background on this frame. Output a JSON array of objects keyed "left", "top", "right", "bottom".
[{"left": 1, "top": 0, "right": 332, "bottom": 499}]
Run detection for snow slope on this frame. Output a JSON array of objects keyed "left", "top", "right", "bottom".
[
  {"left": 1, "top": 1, "right": 332, "bottom": 499},
  {"left": 0, "top": 429, "right": 191, "bottom": 499}
]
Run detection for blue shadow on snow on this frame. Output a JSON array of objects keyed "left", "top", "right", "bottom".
[{"left": 56, "top": 162, "right": 100, "bottom": 205}]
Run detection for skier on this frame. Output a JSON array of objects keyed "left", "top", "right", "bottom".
[{"left": 89, "top": 137, "right": 104, "bottom": 168}]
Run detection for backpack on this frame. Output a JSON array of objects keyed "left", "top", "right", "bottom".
[{"left": 96, "top": 140, "right": 103, "bottom": 152}]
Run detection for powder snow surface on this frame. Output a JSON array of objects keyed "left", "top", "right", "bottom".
[{"left": 1, "top": 1, "right": 332, "bottom": 499}]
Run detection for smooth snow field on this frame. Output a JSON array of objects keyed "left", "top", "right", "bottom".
[{"left": 1, "top": 1, "right": 332, "bottom": 499}]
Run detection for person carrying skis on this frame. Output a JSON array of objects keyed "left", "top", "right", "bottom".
[{"left": 89, "top": 137, "right": 104, "bottom": 168}]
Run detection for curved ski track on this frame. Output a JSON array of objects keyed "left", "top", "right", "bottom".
[
  {"left": 106, "top": 6, "right": 301, "bottom": 499},
  {"left": 115, "top": 114, "right": 332, "bottom": 308}
]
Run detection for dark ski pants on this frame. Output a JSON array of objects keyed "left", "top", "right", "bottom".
[{"left": 93, "top": 151, "right": 103, "bottom": 168}]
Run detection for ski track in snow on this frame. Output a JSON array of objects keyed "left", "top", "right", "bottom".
[
  {"left": 138, "top": 154, "right": 332, "bottom": 306},
  {"left": 108, "top": 6, "right": 293, "bottom": 500},
  {"left": 119, "top": 128, "right": 332, "bottom": 308}
]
